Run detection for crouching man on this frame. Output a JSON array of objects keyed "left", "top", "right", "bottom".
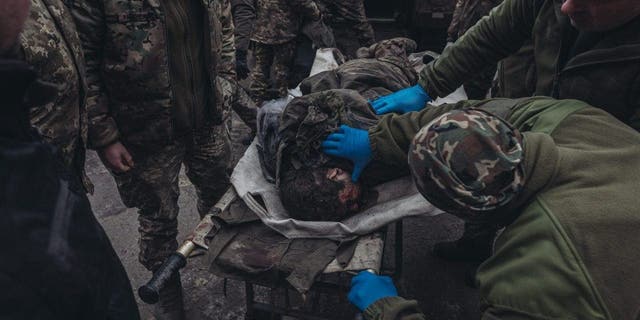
[{"left": 325, "top": 97, "right": 640, "bottom": 319}]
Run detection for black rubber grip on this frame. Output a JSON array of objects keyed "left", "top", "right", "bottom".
[{"left": 138, "top": 253, "right": 187, "bottom": 304}]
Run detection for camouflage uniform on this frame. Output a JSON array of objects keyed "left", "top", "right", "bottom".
[
  {"left": 70, "top": 0, "right": 236, "bottom": 271},
  {"left": 249, "top": 0, "right": 321, "bottom": 102},
  {"left": 19, "top": 0, "right": 92, "bottom": 192},
  {"left": 446, "top": 0, "right": 502, "bottom": 99},
  {"left": 317, "top": 0, "right": 375, "bottom": 58}
]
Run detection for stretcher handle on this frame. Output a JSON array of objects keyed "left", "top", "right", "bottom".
[{"left": 138, "top": 251, "right": 187, "bottom": 304}]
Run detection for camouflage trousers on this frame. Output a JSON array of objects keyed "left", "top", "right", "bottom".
[
  {"left": 319, "top": 0, "right": 375, "bottom": 57},
  {"left": 249, "top": 41, "right": 297, "bottom": 102},
  {"left": 113, "top": 124, "right": 231, "bottom": 271}
]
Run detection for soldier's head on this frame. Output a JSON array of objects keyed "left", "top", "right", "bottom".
[
  {"left": 0, "top": 0, "right": 30, "bottom": 55},
  {"left": 356, "top": 38, "right": 418, "bottom": 60},
  {"left": 280, "top": 166, "right": 369, "bottom": 221},
  {"left": 408, "top": 109, "right": 525, "bottom": 221},
  {"left": 561, "top": 0, "right": 640, "bottom": 31}
]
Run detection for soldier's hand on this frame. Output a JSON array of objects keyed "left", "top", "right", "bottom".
[
  {"left": 98, "top": 141, "right": 134, "bottom": 173},
  {"left": 321, "top": 125, "right": 371, "bottom": 182},
  {"left": 370, "top": 84, "right": 432, "bottom": 115}
]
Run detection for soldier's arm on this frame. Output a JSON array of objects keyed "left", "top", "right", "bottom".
[
  {"left": 419, "top": 0, "right": 543, "bottom": 99},
  {"left": 231, "top": 0, "right": 256, "bottom": 53},
  {"left": 369, "top": 98, "right": 532, "bottom": 167},
  {"left": 363, "top": 297, "right": 427, "bottom": 320},
  {"left": 218, "top": 0, "right": 237, "bottom": 79},
  {"left": 69, "top": 0, "right": 120, "bottom": 149},
  {"left": 289, "top": 0, "right": 321, "bottom": 21}
]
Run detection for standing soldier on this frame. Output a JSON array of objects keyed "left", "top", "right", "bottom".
[
  {"left": 318, "top": 0, "right": 375, "bottom": 58},
  {"left": 18, "top": 0, "right": 91, "bottom": 193},
  {"left": 70, "top": 0, "right": 236, "bottom": 318},
  {"left": 249, "top": 0, "right": 322, "bottom": 105},
  {"left": 446, "top": 0, "right": 502, "bottom": 99},
  {"left": 232, "top": 0, "right": 255, "bottom": 80}
]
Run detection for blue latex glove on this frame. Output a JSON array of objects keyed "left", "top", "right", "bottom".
[
  {"left": 321, "top": 125, "right": 371, "bottom": 182},
  {"left": 370, "top": 84, "right": 431, "bottom": 115},
  {"left": 348, "top": 271, "right": 398, "bottom": 311}
]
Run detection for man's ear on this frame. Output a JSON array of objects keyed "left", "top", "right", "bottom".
[{"left": 326, "top": 167, "right": 340, "bottom": 180}]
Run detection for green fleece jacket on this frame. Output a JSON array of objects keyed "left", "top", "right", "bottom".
[
  {"left": 419, "top": 0, "right": 640, "bottom": 131},
  {"left": 364, "top": 97, "right": 640, "bottom": 320}
]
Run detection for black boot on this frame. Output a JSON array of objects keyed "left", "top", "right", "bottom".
[{"left": 151, "top": 273, "right": 186, "bottom": 320}]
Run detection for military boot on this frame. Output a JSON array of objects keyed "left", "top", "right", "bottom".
[{"left": 151, "top": 273, "right": 186, "bottom": 320}]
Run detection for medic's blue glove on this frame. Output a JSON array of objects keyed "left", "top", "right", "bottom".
[
  {"left": 321, "top": 125, "right": 371, "bottom": 182},
  {"left": 348, "top": 271, "right": 398, "bottom": 311},
  {"left": 370, "top": 84, "right": 431, "bottom": 115}
]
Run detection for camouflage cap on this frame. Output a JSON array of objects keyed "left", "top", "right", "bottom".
[{"left": 408, "top": 109, "right": 525, "bottom": 217}]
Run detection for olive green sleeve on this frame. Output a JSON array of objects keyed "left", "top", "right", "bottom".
[
  {"left": 363, "top": 297, "right": 427, "bottom": 320},
  {"left": 368, "top": 97, "right": 546, "bottom": 168},
  {"left": 419, "top": 0, "right": 542, "bottom": 98},
  {"left": 69, "top": 0, "right": 121, "bottom": 149}
]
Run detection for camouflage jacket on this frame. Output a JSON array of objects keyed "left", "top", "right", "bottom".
[
  {"left": 70, "top": 0, "right": 236, "bottom": 148},
  {"left": 420, "top": 0, "right": 640, "bottom": 131},
  {"left": 20, "top": 0, "right": 92, "bottom": 192},
  {"left": 251, "top": 0, "right": 321, "bottom": 44},
  {"left": 447, "top": 0, "right": 502, "bottom": 42},
  {"left": 277, "top": 89, "right": 405, "bottom": 187}
]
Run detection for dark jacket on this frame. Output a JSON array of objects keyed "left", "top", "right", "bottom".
[
  {"left": 365, "top": 97, "right": 640, "bottom": 319},
  {"left": 0, "top": 59, "right": 139, "bottom": 320},
  {"left": 420, "top": 0, "right": 640, "bottom": 131},
  {"left": 71, "top": 0, "right": 236, "bottom": 148}
]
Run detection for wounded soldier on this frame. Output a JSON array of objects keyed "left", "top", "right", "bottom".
[{"left": 257, "top": 38, "right": 425, "bottom": 222}]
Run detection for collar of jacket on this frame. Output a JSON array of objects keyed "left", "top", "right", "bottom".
[{"left": 552, "top": 1, "right": 640, "bottom": 71}]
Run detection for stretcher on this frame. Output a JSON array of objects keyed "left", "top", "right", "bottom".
[{"left": 138, "top": 185, "right": 405, "bottom": 320}]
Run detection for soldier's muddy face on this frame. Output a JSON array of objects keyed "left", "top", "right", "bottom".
[
  {"left": 561, "top": 0, "right": 640, "bottom": 31},
  {"left": 326, "top": 167, "right": 362, "bottom": 212},
  {"left": 0, "top": 0, "right": 30, "bottom": 53}
]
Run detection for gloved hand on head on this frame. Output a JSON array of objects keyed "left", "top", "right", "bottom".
[
  {"left": 370, "top": 84, "right": 431, "bottom": 115},
  {"left": 321, "top": 125, "right": 372, "bottom": 182},
  {"left": 348, "top": 271, "right": 398, "bottom": 311}
]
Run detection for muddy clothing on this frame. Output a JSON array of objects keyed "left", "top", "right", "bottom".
[
  {"left": 277, "top": 89, "right": 405, "bottom": 187},
  {"left": 419, "top": 0, "right": 640, "bottom": 130},
  {"left": 0, "top": 59, "right": 139, "bottom": 320},
  {"left": 231, "top": 0, "right": 255, "bottom": 53},
  {"left": 249, "top": 41, "right": 297, "bottom": 101},
  {"left": 251, "top": 0, "right": 320, "bottom": 45},
  {"left": 114, "top": 124, "right": 230, "bottom": 270},
  {"left": 70, "top": 0, "right": 236, "bottom": 148},
  {"left": 19, "top": 0, "right": 92, "bottom": 192},
  {"left": 365, "top": 97, "right": 640, "bottom": 319},
  {"left": 317, "top": 0, "right": 375, "bottom": 57},
  {"left": 300, "top": 56, "right": 417, "bottom": 101}
]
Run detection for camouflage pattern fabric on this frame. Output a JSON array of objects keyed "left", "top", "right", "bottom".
[
  {"left": 278, "top": 89, "right": 405, "bottom": 187},
  {"left": 20, "top": 0, "right": 92, "bottom": 192},
  {"left": 251, "top": 0, "right": 320, "bottom": 45},
  {"left": 69, "top": 0, "right": 236, "bottom": 148},
  {"left": 301, "top": 38, "right": 418, "bottom": 101},
  {"left": 231, "top": 0, "right": 256, "bottom": 52},
  {"left": 114, "top": 125, "right": 231, "bottom": 271},
  {"left": 447, "top": 0, "right": 502, "bottom": 42},
  {"left": 317, "top": 0, "right": 375, "bottom": 57},
  {"left": 249, "top": 41, "right": 296, "bottom": 102},
  {"left": 408, "top": 109, "right": 525, "bottom": 217}
]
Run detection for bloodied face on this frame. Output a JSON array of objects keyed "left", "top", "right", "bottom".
[
  {"left": 561, "top": 0, "right": 640, "bottom": 31},
  {"left": 279, "top": 166, "right": 367, "bottom": 221}
]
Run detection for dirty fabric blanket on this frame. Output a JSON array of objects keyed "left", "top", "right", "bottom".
[{"left": 207, "top": 196, "right": 384, "bottom": 293}]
